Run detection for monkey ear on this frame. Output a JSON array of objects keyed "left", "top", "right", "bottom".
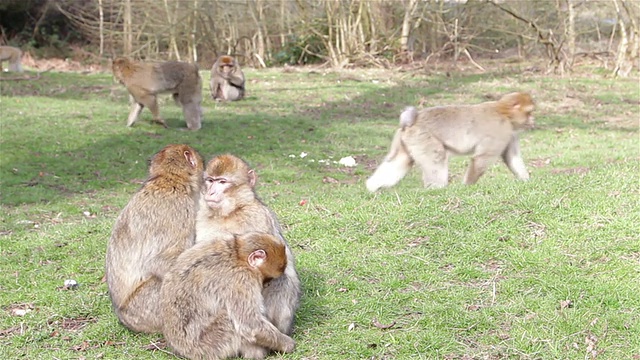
[
  {"left": 248, "top": 249, "right": 267, "bottom": 268},
  {"left": 184, "top": 151, "right": 197, "bottom": 168},
  {"left": 248, "top": 169, "right": 257, "bottom": 188}
]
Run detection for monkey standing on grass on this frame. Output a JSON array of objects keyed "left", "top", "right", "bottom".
[
  {"left": 366, "top": 92, "right": 536, "bottom": 191},
  {"left": 112, "top": 57, "right": 203, "bottom": 130},
  {"left": 0, "top": 46, "right": 23, "bottom": 72}
]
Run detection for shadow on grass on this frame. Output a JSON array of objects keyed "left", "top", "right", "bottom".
[{"left": 1, "top": 68, "right": 637, "bottom": 209}]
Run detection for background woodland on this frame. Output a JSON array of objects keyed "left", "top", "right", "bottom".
[{"left": 0, "top": 0, "right": 638, "bottom": 77}]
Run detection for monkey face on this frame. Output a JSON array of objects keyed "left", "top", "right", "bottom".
[
  {"left": 203, "top": 176, "right": 234, "bottom": 209},
  {"left": 513, "top": 104, "right": 535, "bottom": 129},
  {"left": 219, "top": 64, "right": 233, "bottom": 75}
]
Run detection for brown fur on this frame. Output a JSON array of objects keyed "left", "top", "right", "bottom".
[
  {"left": 105, "top": 144, "right": 204, "bottom": 333},
  {"left": 366, "top": 92, "right": 535, "bottom": 191},
  {"left": 210, "top": 55, "right": 245, "bottom": 101},
  {"left": 196, "top": 154, "right": 301, "bottom": 335},
  {"left": 0, "top": 46, "right": 23, "bottom": 72},
  {"left": 112, "top": 57, "right": 203, "bottom": 130},
  {"left": 161, "top": 232, "right": 295, "bottom": 360}
]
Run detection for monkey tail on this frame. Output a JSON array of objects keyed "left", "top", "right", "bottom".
[
  {"left": 366, "top": 128, "right": 413, "bottom": 192},
  {"left": 399, "top": 106, "right": 417, "bottom": 128},
  {"left": 385, "top": 129, "right": 404, "bottom": 161}
]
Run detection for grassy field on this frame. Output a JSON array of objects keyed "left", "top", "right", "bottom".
[{"left": 0, "top": 62, "right": 638, "bottom": 359}]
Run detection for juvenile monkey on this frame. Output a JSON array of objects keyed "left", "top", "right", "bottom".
[
  {"left": 112, "top": 57, "right": 203, "bottom": 130},
  {"left": 366, "top": 92, "right": 535, "bottom": 191},
  {"left": 196, "top": 154, "right": 301, "bottom": 335},
  {"left": 105, "top": 144, "right": 204, "bottom": 333},
  {"left": 210, "top": 55, "right": 245, "bottom": 101},
  {"left": 0, "top": 46, "right": 23, "bottom": 72},
  {"left": 161, "top": 232, "right": 295, "bottom": 360}
]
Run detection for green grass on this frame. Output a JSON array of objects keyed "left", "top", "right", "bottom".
[{"left": 0, "top": 65, "right": 638, "bottom": 359}]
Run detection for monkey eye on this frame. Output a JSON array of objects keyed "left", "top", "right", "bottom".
[
  {"left": 218, "top": 179, "right": 227, "bottom": 184},
  {"left": 204, "top": 177, "right": 214, "bottom": 184}
]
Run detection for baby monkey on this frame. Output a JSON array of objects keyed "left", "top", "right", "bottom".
[
  {"left": 161, "top": 232, "right": 295, "bottom": 360},
  {"left": 367, "top": 92, "right": 535, "bottom": 191}
]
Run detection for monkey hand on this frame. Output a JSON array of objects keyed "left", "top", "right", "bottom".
[{"left": 280, "top": 337, "right": 296, "bottom": 353}]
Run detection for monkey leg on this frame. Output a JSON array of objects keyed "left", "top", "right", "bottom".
[
  {"left": 210, "top": 79, "right": 221, "bottom": 100},
  {"left": 177, "top": 86, "right": 202, "bottom": 131},
  {"left": 226, "top": 86, "right": 243, "bottom": 101},
  {"left": 464, "top": 154, "right": 498, "bottom": 185},
  {"left": 240, "top": 343, "right": 269, "bottom": 359},
  {"left": 501, "top": 136, "right": 530, "bottom": 181},
  {"left": 138, "top": 94, "right": 167, "bottom": 128},
  {"left": 115, "top": 277, "right": 163, "bottom": 333},
  {"left": 8, "top": 60, "right": 22, "bottom": 72},
  {"left": 262, "top": 272, "right": 300, "bottom": 335},
  {"left": 250, "top": 325, "right": 296, "bottom": 354},
  {"left": 126, "top": 102, "right": 144, "bottom": 127},
  {"left": 181, "top": 102, "right": 202, "bottom": 131},
  {"left": 406, "top": 136, "right": 448, "bottom": 188}
]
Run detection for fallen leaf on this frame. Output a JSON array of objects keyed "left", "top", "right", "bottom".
[
  {"left": 322, "top": 176, "right": 339, "bottom": 184},
  {"left": 372, "top": 318, "right": 396, "bottom": 329},
  {"left": 560, "top": 300, "right": 573, "bottom": 309},
  {"left": 11, "top": 309, "right": 30, "bottom": 316}
]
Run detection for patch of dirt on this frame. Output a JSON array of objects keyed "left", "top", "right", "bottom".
[
  {"left": 21, "top": 51, "right": 107, "bottom": 74},
  {"left": 551, "top": 167, "right": 590, "bottom": 175},
  {"left": 0, "top": 325, "right": 27, "bottom": 339},
  {"left": 48, "top": 316, "right": 97, "bottom": 332}
]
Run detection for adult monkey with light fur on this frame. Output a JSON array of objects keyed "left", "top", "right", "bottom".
[
  {"left": 366, "top": 92, "right": 535, "bottom": 191},
  {"left": 196, "top": 154, "right": 301, "bottom": 335},
  {"left": 210, "top": 55, "right": 245, "bottom": 101},
  {"left": 106, "top": 144, "right": 204, "bottom": 333},
  {"left": 161, "top": 232, "right": 295, "bottom": 360},
  {"left": 0, "top": 46, "right": 23, "bottom": 72},
  {"left": 112, "top": 57, "right": 203, "bottom": 130}
]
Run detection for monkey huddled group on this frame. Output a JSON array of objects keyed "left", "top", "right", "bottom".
[
  {"left": 105, "top": 145, "right": 299, "bottom": 359},
  {"left": 104, "top": 88, "right": 535, "bottom": 358},
  {"left": 111, "top": 55, "right": 245, "bottom": 131}
]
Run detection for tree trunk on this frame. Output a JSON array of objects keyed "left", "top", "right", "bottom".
[
  {"left": 566, "top": 0, "right": 576, "bottom": 68},
  {"left": 98, "top": 0, "right": 104, "bottom": 56},
  {"left": 124, "top": 0, "right": 132, "bottom": 55}
]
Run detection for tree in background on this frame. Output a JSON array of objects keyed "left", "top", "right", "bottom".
[{"left": 0, "top": 0, "right": 635, "bottom": 76}]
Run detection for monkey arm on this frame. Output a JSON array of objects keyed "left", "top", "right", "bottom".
[
  {"left": 227, "top": 72, "right": 245, "bottom": 88},
  {"left": 210, "top": 77, "right": 224, "bottom": 99},
  {"left": 229, "top": 290, "right": 294, "bottom": 352},
  {"left": 501, "top": 135, "right": 529, "bottom": 180}
]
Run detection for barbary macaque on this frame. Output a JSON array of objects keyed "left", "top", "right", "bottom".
[
  {"left": 210, "top": 55, "right": 245, "bottom": 101},
  {"left": 366, "top": 92, "right": 535, "bottom": 191},
  {"left": 161, "top": 232, "right": 296, "bottom": 360},
  {"left": 196, "top": 154, "right": 301, "bottom": 335},
  {"left": 0, "top": 46, "right": 23, "bottom": 72},
  {"left": 112, "top": 57, "right": 203, "bottom": 130},
  {"left": 105, "top": 144, "right": 204, "bottom": 333}
]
